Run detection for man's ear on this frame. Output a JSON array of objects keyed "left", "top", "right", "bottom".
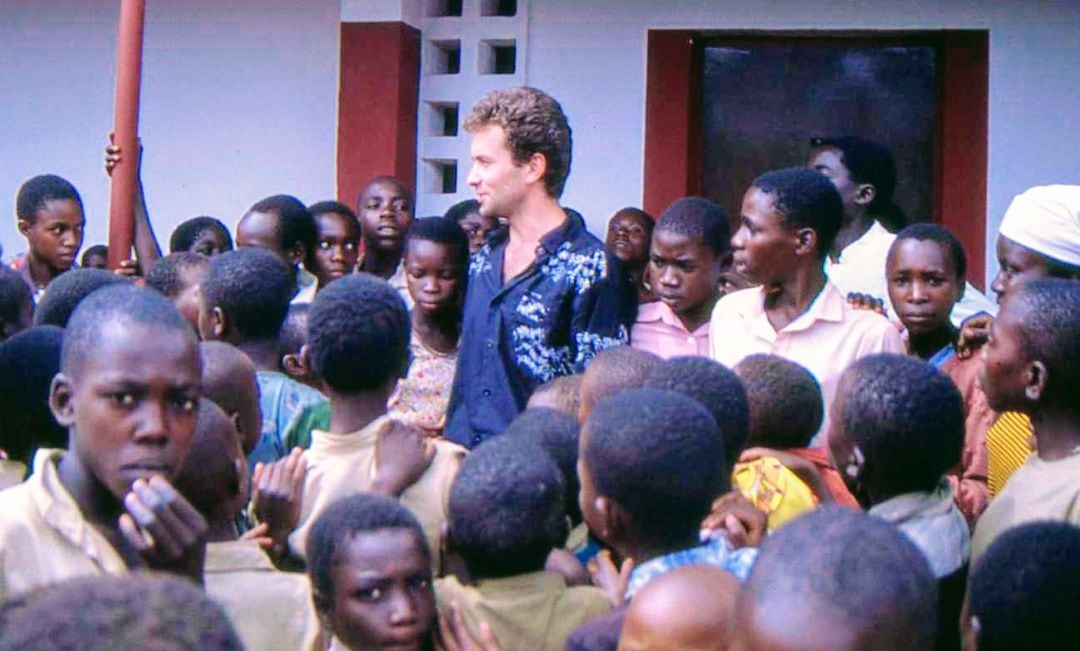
[
  {"left": 282, "top": 352, "right": 308, "bottom": 380},
  {"left": 211, "top": 306, "right": 228, "bottom": 341},
  {"left": 853, "top": 183, "right": 877, "bottom": 207},
  {"left": 311, "top": 588, "right": 332, "bottom": 627},
  {"left": 793, "top": 227, "right": 819, "bottom": 257},
  {"left": 523, "top": 152, "right": 548, "bottom": 188},
  {"left": 594, "top": 495, "right": 635, "bottom": 544},
  {"left": 287, "top": 243, "right": 307, "bottom": 268},
  {"left": 49, "top": 373, "right": 76, "bottom": 427},
  {"left": 16, "top": 219, "right": 31, "bottom": 239},
  {"left": 1026, "top": 360, "right": 1048, "bottom": 402}
]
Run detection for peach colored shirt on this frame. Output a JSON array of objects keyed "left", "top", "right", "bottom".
[
  {"left": 630, "top": 301, "right": 710, "bottom": 359},
  {"left": 708, "top": 282, "right": 903, "bottom": 444}
]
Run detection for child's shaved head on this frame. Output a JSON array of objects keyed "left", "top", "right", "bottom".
[
  {"left": 619, "top": 564, "right": 739, "bottom": 651},
  {"left": 199, "top": 341, "right": 261, "bottom": 455},
  {"left": 734, "top": 354, "right": 822, "bottom": 450},
  {"left": 173, "top": 399, "right": 246, "bottom": 522},
  {"left": 527, "top": 374, "right": 582, "bottom": 417},
  {"left": 578, "top": 346, "right": 660, "bottom": 422},
  {"left": 735, "top": 506, "right": 937, "bottom": 651}
]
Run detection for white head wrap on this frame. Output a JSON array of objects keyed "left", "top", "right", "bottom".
[{"left": 999, "top": 185, "right": 1080, "bottom": 267}]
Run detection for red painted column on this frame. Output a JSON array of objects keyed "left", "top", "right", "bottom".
[
  {"left": 337, "top": 22, "right": 421, "bottom": 207},
  {"left": 643, "top": 30, "right": 700, "bottom": 218},
  {"left": 107, "top": 0, "right": 146, "bottom": 269}
]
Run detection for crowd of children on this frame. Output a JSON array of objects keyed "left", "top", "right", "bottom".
[{"left": 0, "top": 84, "right": 1078, "bottom": 651}]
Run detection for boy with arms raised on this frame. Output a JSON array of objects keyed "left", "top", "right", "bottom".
[
  {"left": 971, "top": 279, "right": 1080, "bottom": 562},
  {"left": 445, "top": 86, "right": 635, "bottom": 448},
  {"left": 289, "top": 274, "right": 465, "bottom": 561},
  {"left": 709, "top": 168, "right": 902, "bottom": 443},
  {"left": 198, "top": 248, "right": 327, "bottom": 468},
  {"left": 886, "top": 224, "right": 993, "bottom": 522},
  {"left": 0, "top": 285, "right": 207, "bottom": 597},
  {"left": 632, "top": 197, "right": 729, "bottom": 358}
]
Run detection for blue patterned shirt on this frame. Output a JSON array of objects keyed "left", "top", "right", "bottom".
[
  {"left": 624, "top": 537, "right": 759, "bottom": 601},
  {"left": 249, "top": 371, "right": 327, "bottom": 469},
  {"left": 445, "top": 210, "right": 635, "bottom": 448}
]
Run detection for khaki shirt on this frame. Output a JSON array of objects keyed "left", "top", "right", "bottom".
[
  {"left": 205, "top": 539, "right": 326, "bottom": 651},
  {"left": 290, "top": 416, "right": 466, "bottom": 561},
  {"left": 0, "top": 449, "right": 131, "bottom": 599},
  {"left": 0, "top": 458, "right": 27, "bottom": 491},
  {"left": 971, "top": 451, "right": 1080, "bottom": 563},
  {"left": 436, "top": 572, "right": 611, "bottom": 651}
]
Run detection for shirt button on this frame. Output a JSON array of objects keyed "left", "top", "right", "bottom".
[
  {"left": 471, "top": 436, "right": 482, "bottom": 446},
  {"left": 482, "top": 389, "right": 492, "bottom": 397},
  {"left": 485, "top": 339, "right": 495, "bottom": 349}
]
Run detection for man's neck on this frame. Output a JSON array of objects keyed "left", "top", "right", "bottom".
[
  {"left": 26, "top": 252, "right": 61, "bottom": 289},
  {"left": 412, "top": 309, "right": 460, "bottom": 354},
  {"left": 907, "top": 326, "right": 958, "bottom": 361},
  {"left": 361, "top": 246, "right": 403, "bottom": 280},
  {"left": 763, "top": 265, "right": 828, "bottom": 332},
  {"left": 56, "top": 453, "right": 124, "bottom": 527},
  {"left": 237, "top": 339, "right": 281, "bottom": 373},
  {"left": 328, "top": 387, "right": 394, "bottom": 435},
  {"left": 1032, "top": 408, "right": 1080, "bottom": 461},
  {"left": 830, "top": 212, "right": 875, "bottom": 261},
  {"left": 506, "top": 194, "right": 566, "bottom": 247},
  {"left": 676, "top": 293, "right": 720, "bottom": 333}
]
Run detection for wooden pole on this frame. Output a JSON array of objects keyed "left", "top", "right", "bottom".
[{"left": 106, "top": 0, "right": 146, "bottom": 270}]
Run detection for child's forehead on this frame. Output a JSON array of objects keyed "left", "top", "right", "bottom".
[{"left": 362, "top": 180, "right": 407, "bottom": 200}]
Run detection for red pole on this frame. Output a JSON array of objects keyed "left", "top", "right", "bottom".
[{"left": 107, "top": 0, "right": 146, "bottom": 270}]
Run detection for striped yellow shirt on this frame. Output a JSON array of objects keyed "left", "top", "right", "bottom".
[{"left": 987, "top": 411, "right": 1033, "bottom": 495}]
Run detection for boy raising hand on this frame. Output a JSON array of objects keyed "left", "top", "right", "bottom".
[{"left": 0, "top": 285, "right": 208, "bottom": 597}]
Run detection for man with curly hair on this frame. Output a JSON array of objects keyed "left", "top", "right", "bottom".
[{"left": 445, "top": 87, "right": 635, "bottom": 448}]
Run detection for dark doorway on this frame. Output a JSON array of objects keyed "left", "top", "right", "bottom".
[{"left": 699, "top": 38, "right": 937, "bottom": 226}]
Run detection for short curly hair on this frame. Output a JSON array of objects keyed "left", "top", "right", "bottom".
[
  {"left": 0, "top": 574, "right": 243, "bottom": 650},
  {"left": 307, "top": 273, "right": 410, "bottom": 392},
  {"left": 464, "top": 86, "right": 572, "bottom": 198}
]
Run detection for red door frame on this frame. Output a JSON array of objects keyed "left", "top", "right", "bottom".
[{"left": 643, "top": 30, "right": 989, "bottom": 286}]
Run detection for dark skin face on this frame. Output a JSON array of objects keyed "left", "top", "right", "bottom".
[
  {"left": 173, "top": 265, "right": 208, "bottom": 333},
  {"left": 731, "top": 188, "right": 803, "bottom": 287},
  {"left": 319, "top": 528, "right": 435, "bottom": 651},
  {"left": 82, "top": 253, "right": 108, "bottom": 270},
  {"left": 649, "top": 229, "right": 724, "bottom": 332},
  {"left": 236, "top": 211, "right": 304, "bottom": 268},
  {"left": 990, "top": 234, "right": 1057, "bottom": 303},
  {"left": 359, "top": 181, "right": 414, "bottom": 256},
  {"left": 312, "top": 212, "right": 360, "bottom": 289},
  {"left": 187, "top": 228, "right": 232, "bottom": 257},
  {"left": 457, "top": 210, "right": 499, "bottom": 255},
  {"left": 607, "top": 210, "right": 653, "bottom": 268},
  {"left": 19, "top": 198, "right": 85, "bottom": 274},
  {"left": 51, "top": 321, "right": 202, "bottom": 508},
  {"left": 404, "top": 240, "right": 464, "bottom": 320},
  {"left": 979, "top": 293, "right": 1031, "bottom": 413},
  {"left": 886, "top": 239, "right": 963, "bottom": 350}
]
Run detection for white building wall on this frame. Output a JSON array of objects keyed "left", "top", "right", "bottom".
[{"left": 0, "top": 0, "right": 340, "bottom": 258}]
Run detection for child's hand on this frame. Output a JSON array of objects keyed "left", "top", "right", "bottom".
[
  {"left": 114, "top": 259, "right": 141, "bottom": 278},
  {"left": 371, "top": 420, "right": 435, "bottom": 497},
  {"left": 544, "top": 548, "right": 589, "bottom": 586},
  {"left": 238, "top": 522, "right": 274, "bottom": 551},
  {"left": 438, "top": 603, "right": 503, "bottom": 651},
  {"left": 104, "top": 131, "right": 142, "bottom": 177},
  {"left": 251, "top": 447, "right": 307, "bottom": 561},
  {"left": 700, "top": 490, "right": 767, "bottom": 549},
  {"left": 587, "top": 549, "right": 634, "bottom": 607},
  {"left": 956, "top": 312, "right": 993, "bottom": 359},
  {"left": 845, "top": 292, "right": 887, "bottom": 317},
  {"left": 739, "top": 447, "right": 834, "bottom": 504},
  {"left": 118, "top": 476, "right": 209, "bottom": 584}
]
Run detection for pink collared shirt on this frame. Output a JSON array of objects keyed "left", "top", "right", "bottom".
[
  {"left": 631, "top": 301, "right": 710, "bottom": 359},
  {"left": 709, "top": 282, "right": 903, "bottom": 444}
]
